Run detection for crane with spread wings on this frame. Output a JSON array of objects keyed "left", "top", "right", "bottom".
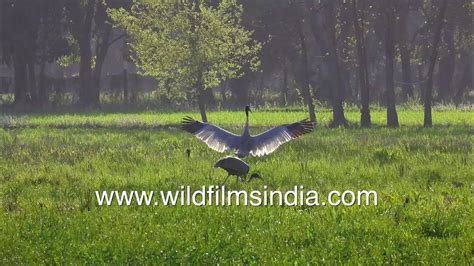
[{"left": 181, "top": 106, "right": 314, "bottom": 158}]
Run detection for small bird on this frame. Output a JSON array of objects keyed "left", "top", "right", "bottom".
[
  {"left": 186, "top": 148, "right": 191, "bottom": 159},
  {"left": 182, "top": 105, "right": 314, "bottom": 158},
  {"left": 248, "top": 173, "right": 262, "bottom": 183},
  {"left": 214, "top": 156, "right": 255, "bottom": 185}
]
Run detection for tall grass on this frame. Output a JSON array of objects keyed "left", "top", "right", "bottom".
[
  {"left": 0, "top": 112, "right": 472, "bottom": 263},
  {"left": 1, "top": 110, "right": 472, "bottom": 129}
]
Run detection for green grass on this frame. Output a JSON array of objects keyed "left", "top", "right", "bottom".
[
  {"left": 1, "top": 110, "right": 472, "bottom": 129},
  {"left": 0, "top": 110, "right": 473, "bottom": 264}
]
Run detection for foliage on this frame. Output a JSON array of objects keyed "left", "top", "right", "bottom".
[
  {"left": 109, "top": 0, "right": 261, "bottom": 96},
  {"left": 56, "top": 34, "right": 80, "bottom": 67}
]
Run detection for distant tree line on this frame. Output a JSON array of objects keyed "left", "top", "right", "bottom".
[
  {"left": 0, "top": 0, "right": 130, "bottom": 107},
  {"left": 0, "top": 0, "right": 472, "bottom": 128}
]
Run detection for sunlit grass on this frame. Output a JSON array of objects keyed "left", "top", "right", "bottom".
[
  {"left": 1, "top": 110, "right": 472, "bottom": 129},
  {"left": 0, "top": 111, "right": 472, "bottom": 263}
]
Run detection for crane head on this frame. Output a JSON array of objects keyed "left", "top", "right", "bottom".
[{"left": 245, "top": 105, "right": 251, "bottom": 117}]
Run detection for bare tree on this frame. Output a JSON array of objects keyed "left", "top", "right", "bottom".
[
  {"left": 65, "top": 0, "right": 96, "bottom": 107},
  {"left": 384, "top": 0, "right": 399, "bottom": 127},
  {"left": 395, "top": 0, "right": 414, "bottom": 99},
  {"left": 351, "top": 0, "right": 371, "bottom": 127},
  {"left": 306, "top": 0, "right": 347, "bottom": 127},
  {"left": 296, "top": 19, "right": 317, "bottom": 123},
  {"left": 424, "top": 0, "right": 448, "bottom": 127}
]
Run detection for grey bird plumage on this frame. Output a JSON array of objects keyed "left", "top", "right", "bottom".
[
  {"left": 181, "top": 105, "right": 314, "bottom": 158},
  {"left": 214, "top": 156, "right": 250, "bottom": 177},
  {"left": 214, "top": 156, "right": 261, "bottom": 184}
]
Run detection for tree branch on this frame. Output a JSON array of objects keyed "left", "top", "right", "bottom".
[{"left": 107, "top": 33, "right": 126, "bottom": 47}]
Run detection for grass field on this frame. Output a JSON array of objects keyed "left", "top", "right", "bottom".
[
  {"left": 1, "top": 108, "right": 472, "bottom": 128},
  {"left": 0, "top": 110, "right": 473, "bottom": 263}
]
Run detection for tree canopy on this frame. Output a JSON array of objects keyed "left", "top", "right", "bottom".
[{"left": 110, "top": 0, "right": 261, "bottom": 120}]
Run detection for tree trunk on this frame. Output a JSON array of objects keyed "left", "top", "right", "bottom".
[
  {"left": 417, "top": 64, "right": 425, "bottom": 101},
  {"left": 397, "top": 1, "right": 414, "bottom": 99},
  {"left": 340, "top": 66, "right": 351, "bottom": 100},
  {"left": 351, "top": 0, "right": 371, "bottom": 127},
  {"left": 27, "top": 63, "right": 38, "bottom": 104},
  {"left": 454, "top": 52, "right": 471, "bottom": 104},
  {"left": 400, "top": 47, "right": 414, "bottom": 99},
  {"left": 424, "top": 0, "right": 448, "bottom": 127},
  {"left": 306, "top": 0, "right": 346, "bottom": 127},
  {"left": 437, "top": 22, "right": 455, "bottom": 101},
  {"left": 385, "top": 6, "right": 399, "bottom": 128},
  {"left": 297, "top": 19, "right": 316, "bottom": 123},
  {"left": 327, "top": 3, "right": 348, "bottom": 128},
  {"left": 78, "top": 0, "right": 95, "bottom": 107},
  {"left": 196, "top": 70, "right": 208, "bottom": 122},
  {"left": 221, "top": 81, "right": 227, "bottom": 106},
  {"left": 79, "top": 40, "right": 93, "bottom": 106},
  {"left": 123, "top": 69, "right": 128, "bottom": 104},
  {"left": 281, "top": 63, "right": 288, "bottom": 106},
  {"left": 92, "top": 26, "right": 112, "bottom": 107},
  {"left": 38, "top": 62, "right": 47, "bottom": 105},
  {"left": 13, "top": 50, "right": 28, "bottom": 106}
]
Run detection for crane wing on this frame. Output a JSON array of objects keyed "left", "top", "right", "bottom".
[
  {"left": 181, "top": 116, "right": 240, "bottom": 153},
  {"left": 249, "top": 119, "right": 314, "bottom": 157}
]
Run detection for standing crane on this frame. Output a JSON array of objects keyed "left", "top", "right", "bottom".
[{"left": 214, "top": 156, "right": 261, "bottom": 185}]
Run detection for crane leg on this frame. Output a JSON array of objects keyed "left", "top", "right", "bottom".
[{"left": 220, "top": 174, "right": 231, "bottom": 186}]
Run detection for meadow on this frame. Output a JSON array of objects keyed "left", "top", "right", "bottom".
[{"left": 0, "top": 109, "right": 472, "bottom": 263}]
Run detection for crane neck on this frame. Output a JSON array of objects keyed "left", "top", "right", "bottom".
[{"left": 243, "top": 111, "right": 250, "bottom": 136}]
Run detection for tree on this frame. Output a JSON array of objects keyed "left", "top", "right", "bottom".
[
  {"left": 296, "top": 19, "right": 317, "bottom": 123},
  {"left": 35, "top": 1, "right": 71, "bottom": 106},
  {"left": 92, "top": 0, "right": 131, "bottom": 105},
  {"left": 394, "top": 0, "right": 414, "bottom": 99},
  {"left": 1, "top": 0, "right": 69, "bottom": 107},
  {"left": 436, "top": 20, "right": 455, "bottom": 101},
  {"left": 351, "top": 0, "right": 371, "bottom": 127},
  {"left": 306, "top": 0, "right": 348, "bottom": 127},
  {"left": 1, "top": 0, "right": 38, "bottom": 106},
  {"left": 384, "top": 0, "right": 399, "bottom": 128},
  {"left": 452, "top": 1, "right": 472, "bottom": 104},
  {"left": 110, "top": 0, "right": 261, "bottom": 122},
  {"left": 64, "top": 0, "right": 97, "bottom": 107},
  {"left": 424, "top": 0, "right": 448, "bottom": 127},
  {"left": 240, "top": 0, "right": 302, "bottom": 108}
]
